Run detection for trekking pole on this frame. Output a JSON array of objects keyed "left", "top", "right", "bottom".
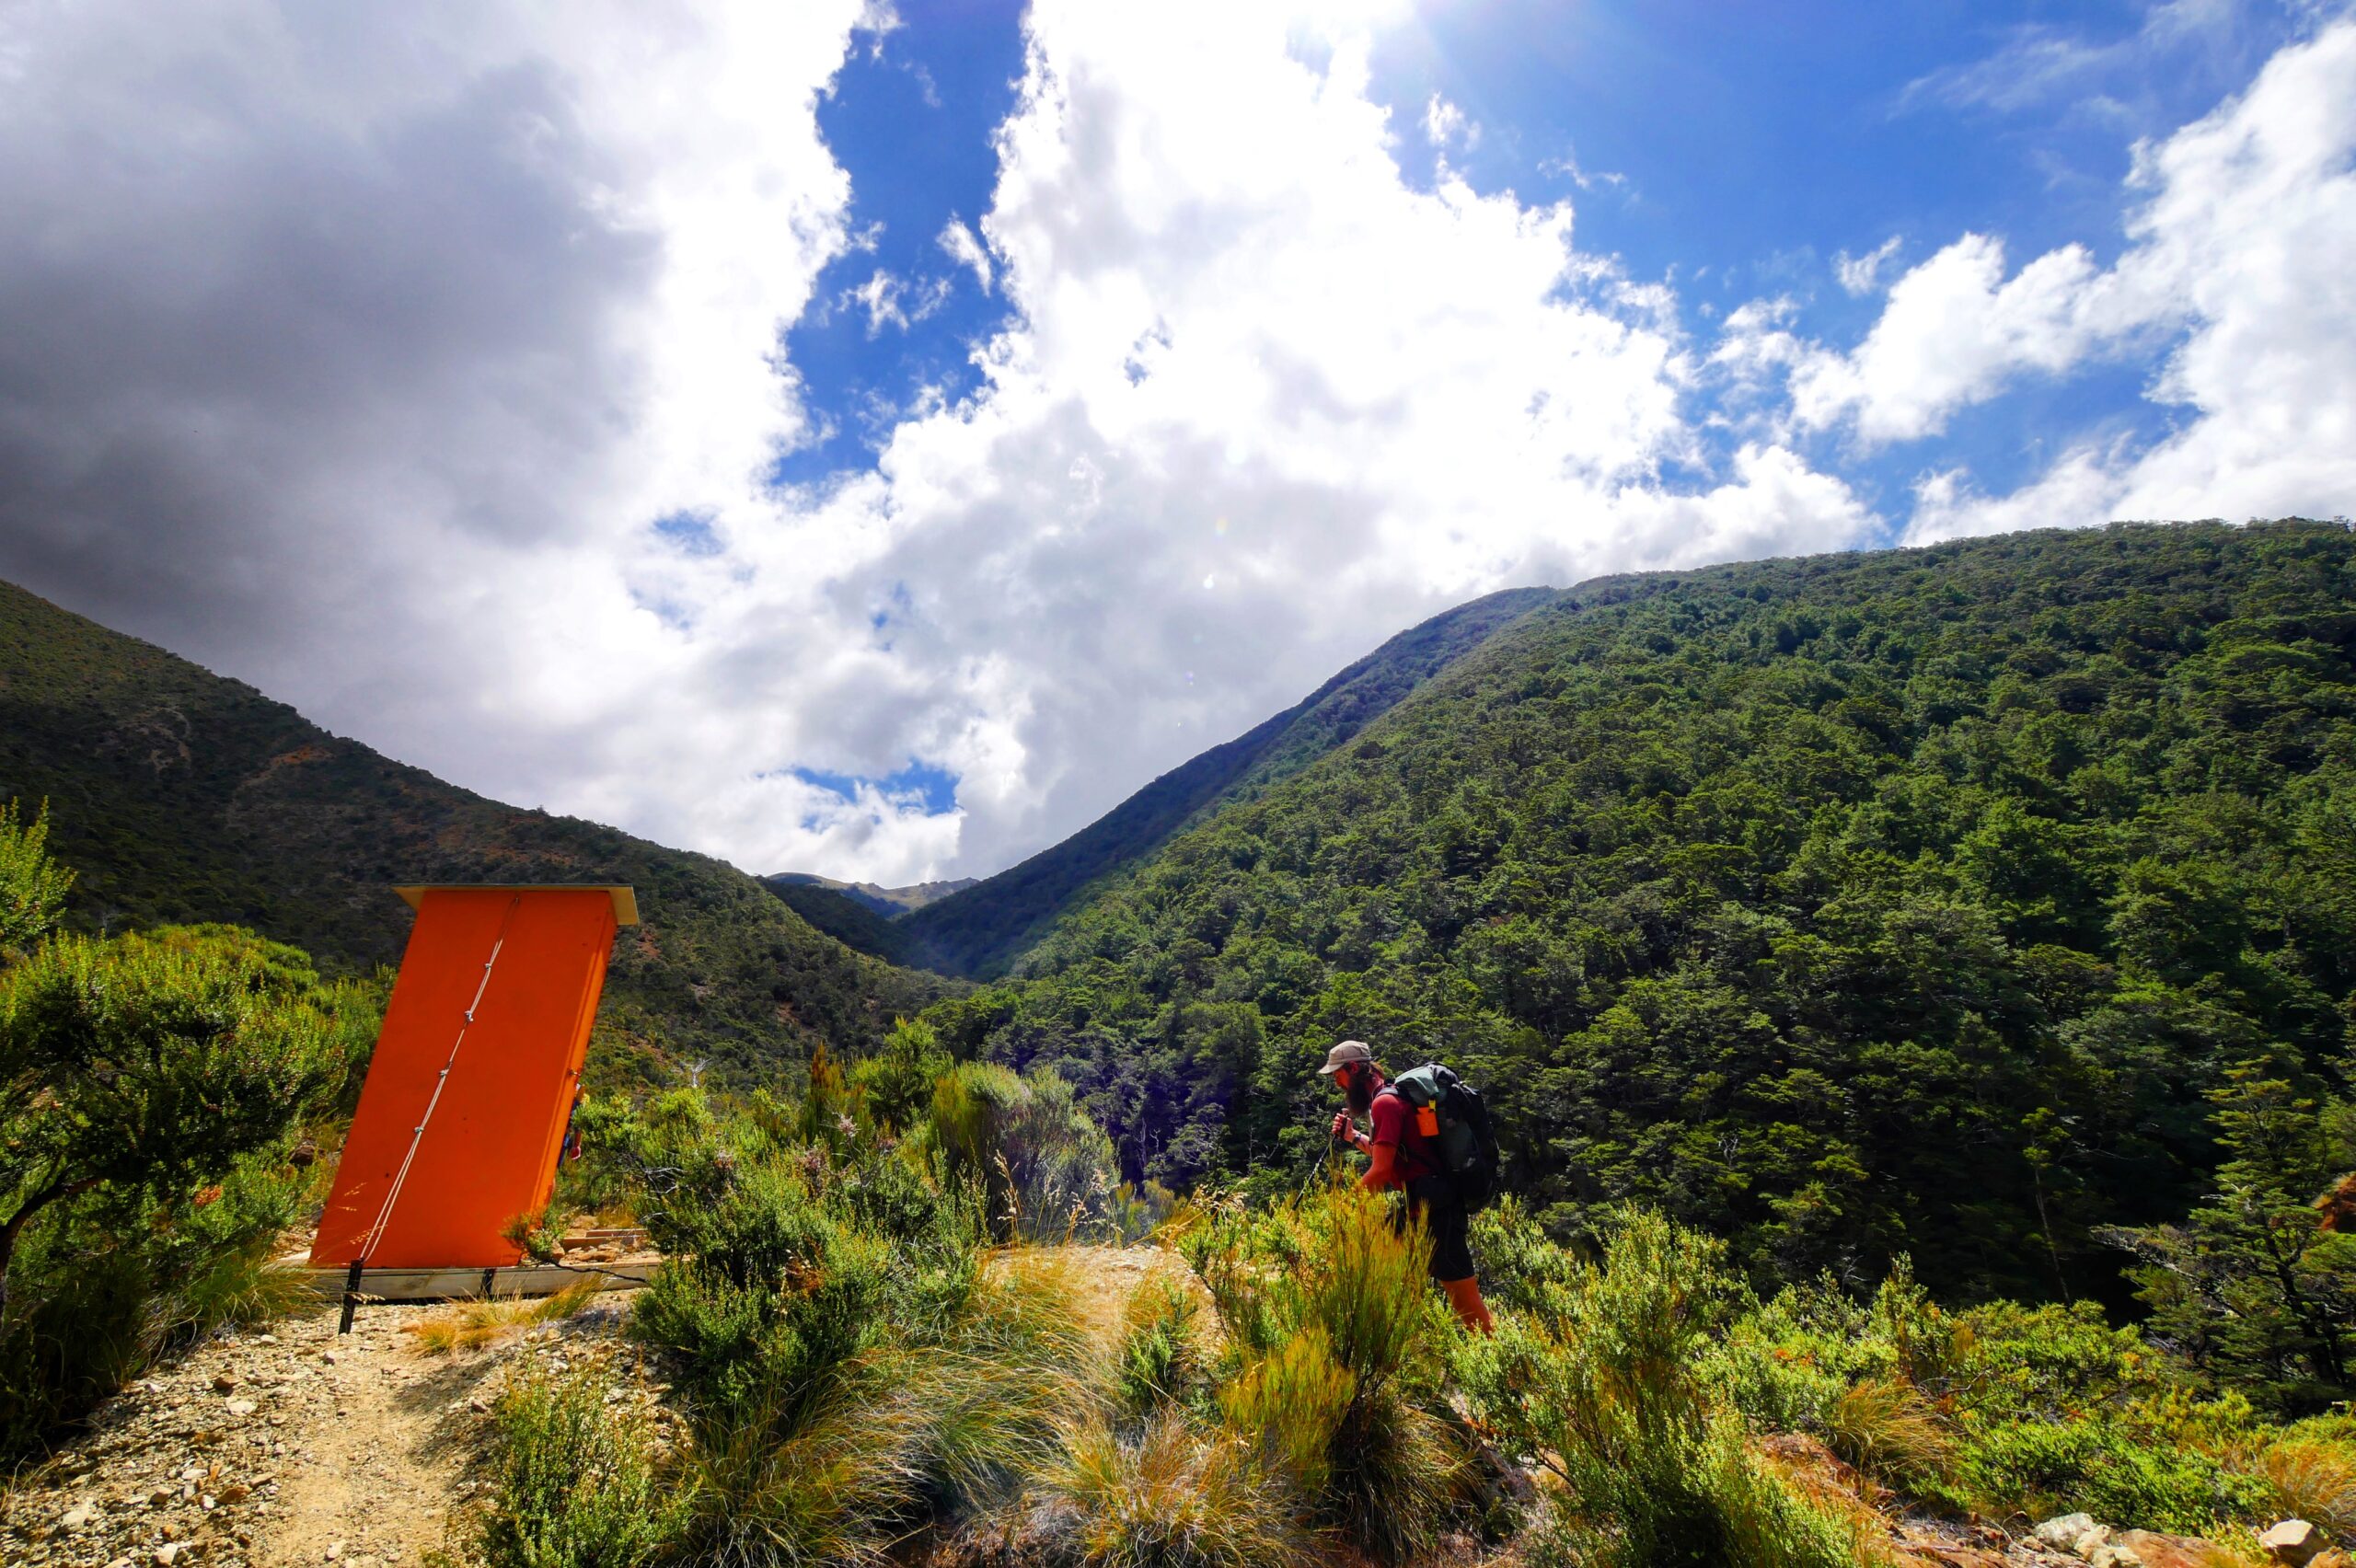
[{"left": 1313, "top": 1119, "right": 1350, "bottom": 1193}]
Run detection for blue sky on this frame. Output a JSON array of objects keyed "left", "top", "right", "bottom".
[
  {"left": 790, "top": 0, "right": 2316, "bottom": 525},
  {"left": 2, "top": 0, "right": 2350, "bottom": 883}
]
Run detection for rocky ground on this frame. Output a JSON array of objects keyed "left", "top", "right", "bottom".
[{"left": 2, "top": 1287, "right": 664, "bottom": 1568}]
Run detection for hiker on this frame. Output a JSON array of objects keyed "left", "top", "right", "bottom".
[{"left": 1322, "top": 1040, "right": 1494, "bottom": 1332}]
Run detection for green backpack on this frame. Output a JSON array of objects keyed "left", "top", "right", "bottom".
[{"left": 1387, "top": 1062, "right": 1501, "bottom": 1208}]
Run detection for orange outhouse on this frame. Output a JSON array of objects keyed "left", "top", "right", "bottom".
[{"left": 311, "top": 884, "right": 636, "bottom": 1271}]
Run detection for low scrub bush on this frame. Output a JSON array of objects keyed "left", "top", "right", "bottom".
[
  {"left": 1456, "top": 1209, "right": 1878, "bottom": 1568},
  {"left": 918, "top": 1064, "right": 1121, "bottom": 1242},
  {"left": 0, "top": 1221, "right": 152, "bottom": 1459},
  {"left": 1184, "top": 1184, "right": 1466, "bottom": 1564},
  {"left": 1116, "top": 1276, "right": 1210, "bottom": 1421},
  {"left": 0, "top": 920, "right": 373, "bottom": 1459},
  {"left": 478, "top": 1363, "right": 679, "bottom": 1568},
  {"left": 633, "top": 1158, "right": 891, "bottom": 1420},
  {"left": 1469, "top": 1195, "right": 1587, "bottom": 1316},
  {"left": 1954, "top": 1414, "right": 2264, "bottom": 1534}
]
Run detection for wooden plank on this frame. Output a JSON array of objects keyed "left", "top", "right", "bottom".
[{"left": 306, "top": 1261, "right": 658, "bottom": 1302}]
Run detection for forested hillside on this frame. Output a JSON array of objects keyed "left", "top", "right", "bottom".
[
  {"left": 899, "top": 586, "right": 1561, "bottom": 977},
  {"left": 0, "top": 582, "right": 953, "bottom": 1087},
  {"left": 931, "top": 521, "right": 2356, "bottom": 1303}
]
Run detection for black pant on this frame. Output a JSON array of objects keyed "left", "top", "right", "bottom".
[{"left": 1402, "top": 1174, "right": 1476, "bottom": 1283}]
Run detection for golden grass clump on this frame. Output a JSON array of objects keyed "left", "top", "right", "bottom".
[
  {"left": 2253, "top": 1439, "right": 2356, "bottom": 1543},
  {"left": 1820, "top": 1376, "right": 1956, "bottom": 1491},
  {"left": 1039, "top": 1412, "right": 1318, "bottom": 1568},
  {"left": 403, "top": 1279, "right": 601, "bottom": 1355}
]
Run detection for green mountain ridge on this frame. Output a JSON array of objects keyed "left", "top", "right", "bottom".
[
  {"left": 766, "top": 870, "right": 978, "bottom": 917},
  {"left": 898, "top": 585, "right": 1563, "bottom": 978},
  {"left": 930, "top": 519, "right": 2356, "bottom": 1304},
  {"left": 759, "top": 873, "right": 927, "bottom": 966},
  {"left": 0, "top": 580, "right": 956, "bottom": 1089}
]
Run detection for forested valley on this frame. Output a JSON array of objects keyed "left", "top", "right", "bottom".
[{"left": 928, "top": 520, "right": 2356, "bottom": 1307}]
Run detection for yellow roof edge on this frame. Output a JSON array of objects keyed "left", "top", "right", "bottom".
[{"left": 393, "top": 884, "right": 640, "bottom": 926}]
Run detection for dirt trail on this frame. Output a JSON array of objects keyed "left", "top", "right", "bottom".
[
  {"left": 5, "top": 1292, "right": 646, "bottom": 1568},
  {"left": 5, "top": 1247, "right": 1193, "bottom": 1568}
]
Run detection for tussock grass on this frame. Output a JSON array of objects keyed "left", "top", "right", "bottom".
[
  {"left": 1036, "top": 1412, "right": 1318, "bottom": 1568},
  {"left": 918, "top": 1250, "right": 1103, "bottom": 1508},
  {"left": 673, "top": 1366, "right": 931, "bottom": 1568},
  {"left": 2250, "top": 1439, "right": 2356, "bottom": 1541},
  {"left": 1821, "top": 1376, "right": 1955, "bottom": 1491},
  {"left": 672, "top": 1263, "right": 1102, "bottom": 1566},
  {"left": 404, "top": 1280, "right": 600, "bottom": 1355},
  {"left": 158, "top": 1241, "right": 317, "bottom": 1343}
]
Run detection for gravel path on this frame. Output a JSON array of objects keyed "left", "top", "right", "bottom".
[{"left": 4, "top": 1291, "right": 652, "bottom": 1568}]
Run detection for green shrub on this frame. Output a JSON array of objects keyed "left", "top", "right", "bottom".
[
  {"left": 1469, "top": 1195, "right": 1587, "bottom": 1316},
  {"left": 1117, "top": 1276, "right": 1208, "bottom": 1421},
  {"left": 1184, "top": 1185, "right": 1465, "bottom": 1564},
  {"left": 631, "top": 1158, "right": 889, "bottom": 1422},
  {"left": 479, "top": 1363, "right": 681, "bottom": 1568},
  {"left": 918, "top": 1064, "right": 1118, "bottom": 1241},
  {"left": 1946, "top": 1298, "right": 2154, "bottom": 1424},
  {"left": 851, "top": 1019, "right": 951, "bottom": 1136},
  {"left": 1455, "top": 1209, "right": 1874, "bottom": 1568},
  {"left": 0, "top": 1214, "right": 152, "bottom": 1459},
  {"left": 0, "top": 923, "right": 371, "bottom": 1458},
  {"left": 0, "top": 798, "right": 71, "bottom": 954},
  {"left": 1954, "top": 1414, "right": 2265, "bottom": 1533}
]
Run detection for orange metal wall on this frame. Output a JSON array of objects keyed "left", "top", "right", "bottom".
[{"left": 312, "top": 888, "right": 618, "bottom": 1269}]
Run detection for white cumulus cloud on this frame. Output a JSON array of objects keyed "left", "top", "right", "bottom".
[
  {"left": 1889, "top": 17, "right": 2356, "bottom": 538},
  {"left": 0, "top": 0, "right": 1882, "bottom": 885}
]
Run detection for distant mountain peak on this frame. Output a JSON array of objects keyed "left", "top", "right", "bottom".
[{"left": 764, "top": 872, "right": 980, "bottom": 918}]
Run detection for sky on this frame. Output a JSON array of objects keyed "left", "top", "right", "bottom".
[{"left": 1, "top": 0, "right": 2352, "bottom": 887}]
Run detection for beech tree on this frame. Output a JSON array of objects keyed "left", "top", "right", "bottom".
[
  {"left": 0, "top": 925, "right": 360, "bottom": 1306},
  {"left": 2101, "top": 1063, "right": 2356, "bottom": 1412}
]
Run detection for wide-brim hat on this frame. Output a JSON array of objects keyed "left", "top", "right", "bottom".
[{"left": 1317, "top": 1040, "right": 1375, "bottom": 1076}]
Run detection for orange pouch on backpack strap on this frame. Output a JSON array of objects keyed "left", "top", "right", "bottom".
[{"left": 1416, "top": 1105, "right": 1439, "bottom": 1137}]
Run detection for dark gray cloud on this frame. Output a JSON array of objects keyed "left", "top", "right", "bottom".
[{"left": 0, "top": 0, "right": 1883, "bottom": 885}]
